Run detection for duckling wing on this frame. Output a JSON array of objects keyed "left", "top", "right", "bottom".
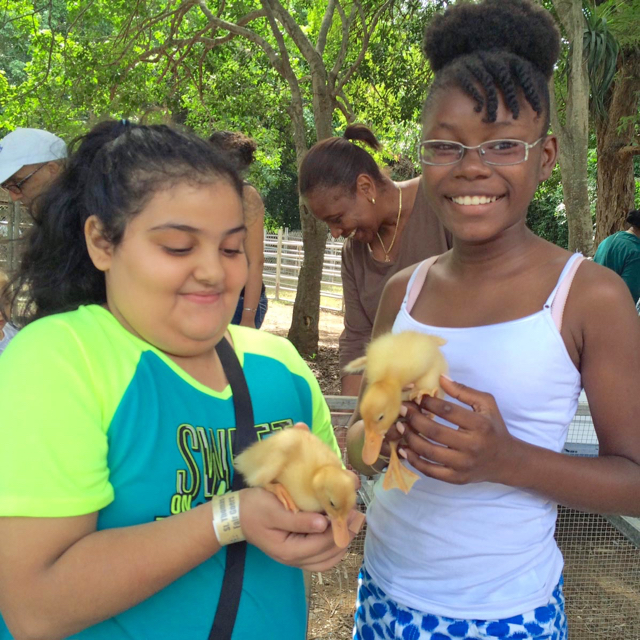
[
  {"left": 411, "top": 352, "right": 449, "bottom": 401},
  {"left": 276, "top": 434, "right": 344, "bottom": 512},
  {"left": 234, "top": 433, "right": 292, "bottom": 487}
]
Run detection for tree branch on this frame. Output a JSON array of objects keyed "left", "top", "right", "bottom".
[
  {"left": 329, "top": 1, "right": 356, "bottom": 84},
  {"left": 260, "top": 0, "right": 302, "bottom": 91},
  {"left": 195, "top": 0, "right": 284, "bottom": 75},
  {"left": 336, "top": 0, "right": 392, "bottom": 93},
  {"left": 20, "top": 0, "right": 56, "bottom": 97},
  {"left": 550, "top": 0, "right": 574, "bottom": 35},
  {"left": 618, "top": 145, "right": 640, "bottom": 157},
  {"left": 1, "top": 2, "right": 49, "bottom": 27},
  {"left": 316, "top": 0, "right": 336, "bottom": 56},
  {"left": 267, "top": 0, "right": 321, "bottom": 66},
  {"left": 335, "top": 88, "right": 355, "bottom": 123},
  {"left": 107, "top": 2, "right": 192, "bottom": 68}
]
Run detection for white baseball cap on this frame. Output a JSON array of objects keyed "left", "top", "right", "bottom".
[{"left": 0, "top": 128, "right": 67, "bottom": 184}]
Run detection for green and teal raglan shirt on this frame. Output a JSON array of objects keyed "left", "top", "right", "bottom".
[{"left": 0, "top": 304, "right": 340, "bottom": 640}]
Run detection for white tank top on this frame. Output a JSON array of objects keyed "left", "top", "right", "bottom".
[{"left": 364, "top": 253, "right": 584, "bottom": 619}]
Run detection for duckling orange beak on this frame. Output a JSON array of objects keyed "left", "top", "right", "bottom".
[
  {"left": 330, "top": 515, "right": 350, "bottom": 548},
  {"left": 362, "top": 429, "right": 384, "bottom": 466}
]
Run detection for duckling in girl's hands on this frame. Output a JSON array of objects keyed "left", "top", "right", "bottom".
[
  {"left": 344, "top": 331, "right": 448, "bottom": 494},
  {"left": 234, "top": 425, "right": 360, "bottom": 548}
]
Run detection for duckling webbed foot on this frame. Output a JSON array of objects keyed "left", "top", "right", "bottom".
[
  {"left": 382, "top": 441, "right": 419, "bottom": 494},
  {"left": 408, "top": 387, "right": 439, "bottom": 405},
  {"left": 265, "top": 482, "right": 299, "bottom": 512}
]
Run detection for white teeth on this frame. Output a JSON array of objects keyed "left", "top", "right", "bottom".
[{"left": 450, "top": 195, "right": 500, "bottom": 205}]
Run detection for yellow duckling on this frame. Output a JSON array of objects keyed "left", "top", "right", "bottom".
[
  {"left": 344, "top": 331, "right": 448, "bottom": 494},
  {"left": 234, "top": 426, "right": 359, "bottom": 548}
]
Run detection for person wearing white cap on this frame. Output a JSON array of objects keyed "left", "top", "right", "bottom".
[{"left": 0, "top": 128, "right": 67, "bottom": 208}]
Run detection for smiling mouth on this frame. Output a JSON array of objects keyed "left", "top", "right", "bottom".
[
  {"left": 447, "top": 195, "right": 505, "bottom": 206},
  {"left": 182, "top": 291, "right": 222, "bottom": 303}
]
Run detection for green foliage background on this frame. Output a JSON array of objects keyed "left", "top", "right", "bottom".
[{"left": 1, "top": 0, "right": 637, "bottom": 244}]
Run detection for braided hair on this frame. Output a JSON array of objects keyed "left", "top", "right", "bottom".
[{"left": 422, "top": 0, "right": 560, "bottom": 127}]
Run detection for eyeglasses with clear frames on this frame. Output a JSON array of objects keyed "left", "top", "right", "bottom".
[
  {"left": 1, "top": 163, "right": 47, "bottom": 195},
  {"left": 419, "top": 138, "right": 545, "bottom": 167}
]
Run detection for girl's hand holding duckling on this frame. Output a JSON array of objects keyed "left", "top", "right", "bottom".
[
  {"left": 399, "top": 376, "right": 524, "bottom": 486},
  {"left": 238, "top": 488, "right": 361, "bottom": 572}
]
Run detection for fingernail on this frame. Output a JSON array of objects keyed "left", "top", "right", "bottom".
[
  {"left": 399, "top": 405, "right": 407, "bottom": 417},
  {"left": 441, "top": 374, "right": 452, "bottom": 381},
  {"left": 398, "top": 447, "right": 408, "bottom": 459},
  {"left": 396, "top": 422, "right": 405, "bottom": 435},
  {"left": 313, "top": 516, "right": 328, "bottom": 531}
]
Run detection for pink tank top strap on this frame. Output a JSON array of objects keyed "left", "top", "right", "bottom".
[
  {"left": 406, "top": 256, "right": 439, "bottom": 313},
  {"left": 549, "top": 254, "right": 585, "bottom": 331}
]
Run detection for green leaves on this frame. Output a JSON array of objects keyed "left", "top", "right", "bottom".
[{"left": 582, "top": 2, "right": 620, "bottom": 120}]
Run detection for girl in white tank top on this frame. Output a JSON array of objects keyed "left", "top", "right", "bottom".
[{"left": 348, "top": 2, "right": 640, "bottom": 639}]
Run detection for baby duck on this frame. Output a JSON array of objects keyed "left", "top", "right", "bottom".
[
  {"left": 344, "top": 331, "right": 448, "bottom": 493},
  {"left": 234, "top": 425, "right": 358, "bottom": 548}
]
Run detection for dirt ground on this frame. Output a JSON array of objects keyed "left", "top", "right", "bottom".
[{"left": 261, "top": 301, "right": 640, "bottom": 640}]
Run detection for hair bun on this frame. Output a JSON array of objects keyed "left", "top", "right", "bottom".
[
  {"left": 343, "top": 123, "right": 382, "bottom": 152},
  {"left": 423, "top": 0, "right": 560, "bottom": 79}
]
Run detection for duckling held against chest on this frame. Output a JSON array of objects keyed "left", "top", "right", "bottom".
[
  {"left": 345, "top": 331, "right": 448, "bottom": 494},
  {"left": 234, "top": 426, "right": 358, "bottom": 548}
]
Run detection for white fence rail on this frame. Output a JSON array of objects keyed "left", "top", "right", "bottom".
[
  {"left": 263, "top": 229, "right": 345, "bottom": 312},
  {"left": 0, "top": 196, "right": 29, "bottom": 275},
  {"left": 2, "top": 211, "right": 347, "bottom": 314}
]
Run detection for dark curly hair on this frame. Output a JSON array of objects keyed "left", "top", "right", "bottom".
[
  {"left": 298, "top": 124, "right": 384, "bottom": 196},
  {"left": 208, "top": 131, "right": 258, "bottom": 174},
  {"left": 11, "top": 120, "right": 243, "bottom": 324},
  {"left": 422, "top": 0, "right": 560, "bottom": 127},
  {"left": 627, "top": 210, "right": 640, "bottom": 228}
]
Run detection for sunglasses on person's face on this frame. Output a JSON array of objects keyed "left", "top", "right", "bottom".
[{"left": 1, "top": 164, "right": 47, "bottom": 195}]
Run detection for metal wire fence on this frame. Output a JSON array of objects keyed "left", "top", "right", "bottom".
[{"left": 309, "top": 396, "right": 640, "bottom": 640}]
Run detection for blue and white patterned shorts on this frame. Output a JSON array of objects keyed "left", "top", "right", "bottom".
[{"left": 354, "top": 567, "right": 567, "bottom": 640}]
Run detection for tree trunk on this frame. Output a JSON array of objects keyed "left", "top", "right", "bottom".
[
  {"left": 594, "top": 49, "right": 640, "bottom": 247},
  {"left": 286, "top": 82, "right": 334, "bottom": 356},
  {"left": 556, "top": 133, "right": 594, "bottom": 253},
  {"left": 550, "top": 0, "right": 593, "bottom": 255}
]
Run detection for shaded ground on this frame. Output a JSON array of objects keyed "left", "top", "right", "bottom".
[{"left": 262, "top": 301, "right": 640, "bottom": 640}]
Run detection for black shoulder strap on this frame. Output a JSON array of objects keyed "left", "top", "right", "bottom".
[{"left": 209, "top": 336, "right": 256, "bottom": 640}]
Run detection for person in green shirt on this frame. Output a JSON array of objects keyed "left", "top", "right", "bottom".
[{"left": 593, "top": 209, "right": 640, "bottom": 303}]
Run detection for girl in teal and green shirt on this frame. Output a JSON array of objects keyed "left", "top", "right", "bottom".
[{"left": 0, "top": 121, "right": 358, "bottom": 640}]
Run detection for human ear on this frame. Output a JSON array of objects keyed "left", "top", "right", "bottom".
[
  {"left": 356, "top": 174, "right": 377, "bottom": 203},
  {"left": 538, "top": 135, "right": 558, "bottom": 183},
  {"left": 85, "top": 216, "right": 114, "bottom": 272},
  {"left": 46, "top": 161, "right": 63, "bottom": 178}
]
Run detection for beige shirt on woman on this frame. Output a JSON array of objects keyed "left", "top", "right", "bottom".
[{"left": 339, "top": 180, "right": 451, "bottom": 371}]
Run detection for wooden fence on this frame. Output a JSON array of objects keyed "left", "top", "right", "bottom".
[
  {"left": 1, "top": 211, "right": 347, "bottom": 313},
  {"left": 264, "top": 229, "right": 345, "bottom": 312},
  {"left": 0, "top": 196, "right": 29, "bottom": 275}
]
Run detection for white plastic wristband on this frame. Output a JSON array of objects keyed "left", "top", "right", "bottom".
[{"left": 211, "top": 491, "right": 245, "bottom": 546}]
